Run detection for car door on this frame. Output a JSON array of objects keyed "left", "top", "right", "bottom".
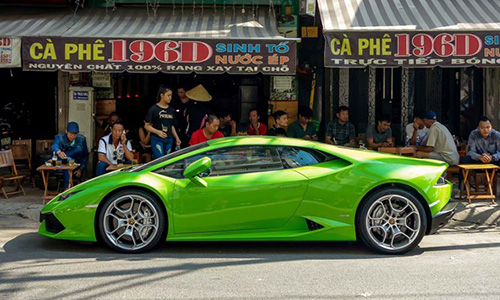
[{"left": 171, "top": 145, "right": 309, "bottom": 234}]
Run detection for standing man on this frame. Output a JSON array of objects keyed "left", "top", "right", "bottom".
[
  {"left": 94, "top": 112, "right": 120, "bottom": 136},
  {"left": 171, "top": 86, "right": 190, "bottom": 148},
  {"left": 416, "top": 111, "right": 459, "bottom": 166},
  {"left": 51, "top": 122, "right": 89, "bottom": 189},
  {"left": 366, "top": 115, "right": 394, "bottom": 150},
  {"left": 217, "top": 111, "right": 236, "bottom": 137},
  {"left": 247, "top": 108, "right": 267, "bottom": 135},
  {"left": 186, "top": 84, "right": 212, "bottom": 139},
  {"left": 97, "top": 121, "right": 134, "bottom": 176},
  {"left": 189, "top": 115, "right": 225, "bottom": 145},
  {"left": 406, "top": 111, "right": 429, "bottom": 146},
  {"left": 462, "top": 116, "right": 500, "bottom": 166},
  {"left": 288, "top": 106, "right": 318, "bottom": 140},
  {"left": 145, "top": 85, "right": 182, "bottom": 159},
  {"left": 325, "top": 106, "right": 356, "bottom": 146},
  {"left": 267, "top": 110, "right": 288, "bottom": 136}
]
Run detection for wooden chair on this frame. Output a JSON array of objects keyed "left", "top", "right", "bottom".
[
  {"left": 35, "top": 139, "right": 54, "bottom": 155},
  {"left": 0, "top": 149, "right": 26, "bottom": 198},
  {"left": 378, "top": 147, "right": 398, "bottom": 154},
  {"left": 445, "top": 150, "right": 467, "bottom": 184},
  {"left": 11, "top": 140, "right": 34, "bottom": 186}
]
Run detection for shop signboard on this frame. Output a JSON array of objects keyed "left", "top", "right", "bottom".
[
  {"left": 324, "top": 32, "right": 500, "bottom": 67},
  {"left": 0, "top": 37, "right": 21, "bottom": 68},
  {"left": 22, "top": 37, "right": 296, "bottom": 75}
]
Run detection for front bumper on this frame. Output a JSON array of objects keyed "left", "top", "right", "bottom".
[{"left": 429, "top": 200, "right": 457, "bottom": 234}]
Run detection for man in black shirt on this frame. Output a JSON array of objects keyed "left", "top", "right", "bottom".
[
  {"left": 185, "top": 85, "right": 212, "bottom": 137},
  {"left": 171, "top": 86, "right": 190, "bottom": 148},
  {"left": 267, "top": 110, "right": 288, "bottom": 136},
  {"left": 217, "top": 111, "right": 236, "bottom": 137}
]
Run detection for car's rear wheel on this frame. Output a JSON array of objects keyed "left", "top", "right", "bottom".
[
  {"left": 357, "top": 188, "right": 427, "bottom": 254},
  {"left": 98, "top": 190, "right": 165, "bottom": 253}
]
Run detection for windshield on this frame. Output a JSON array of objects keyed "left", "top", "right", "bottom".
[{"left": 132, "top": 142, "right": 209, "bottom": 172}]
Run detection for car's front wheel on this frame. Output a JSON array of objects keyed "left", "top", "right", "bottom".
[
  {"left": 357, "top": 188, "right": 427, "bottom": 254},
  {"left": 98, "top": 190, "right": 166, "bottom": 253}
]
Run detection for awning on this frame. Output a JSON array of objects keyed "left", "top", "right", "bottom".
[
  {"left": 2, "top": 6, "right": 296, "bottom": 74},
  {"left": 318, "top": 0, "right": 500, "bottom": 68}
]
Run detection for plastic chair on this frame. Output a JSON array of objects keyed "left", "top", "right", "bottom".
[{"left": 0, "top": 149, "right": 26, "bottom": 198}]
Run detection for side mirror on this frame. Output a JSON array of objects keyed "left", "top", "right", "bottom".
[{"left": 183, "top": 157, "right": 211, "bottom": 187}]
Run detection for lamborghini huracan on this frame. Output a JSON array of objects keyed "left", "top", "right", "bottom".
[{"left": 39, "top": 136, "right": 456, "bottom": 254}]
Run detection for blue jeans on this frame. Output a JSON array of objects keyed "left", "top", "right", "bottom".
[
  {"left": 151, "top": 135, "right": 173, "bottom": 159},
  {"left": 61, "top": 147, "right": 84, "bottom": 188},
  {"left": 96, "top": 161, "right": 110, "bottom": 177}
]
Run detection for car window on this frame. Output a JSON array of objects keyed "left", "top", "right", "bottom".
[
  {"left": 184, "top": 146, "right": 283, "bottom": 177},
  {"left": 278, "top": 147, "right": 330, "bottom": 169}
]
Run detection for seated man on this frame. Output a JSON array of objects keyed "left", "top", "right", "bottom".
[
  {"left": 267, "top": 110, "right": 288, "bottom": 136},
  {"left": 416, "top": 111, "right": 459, "bottom": 166},
  {"left": 51, "top": 122, "right": 89, "bottom": 189},
  {"left": 406, "top": 111, "right": 429, "bottom": 146},
  {"left": 217, "top": 111, "right": 236, "bottom": 137},
  {"left": 97, "top": 121, "right": 134, "bottom": 176},
  {"left": 366, "top": 115, "right": 394, "bottom": 150},
  {"left": 288, "top": 106, "right": 318, "bottom": 140},
  {"left": 189, "top": 114, "right": 225, "bottom": 145},
  {"left": 325, "top": 105, "right": 356, "bottom": 146},
  {"left": 462, "top": 116, "right": 500, "bottom": 166},
  {"left": 247, "top": 108, "right": 267, "bottom": 135}
]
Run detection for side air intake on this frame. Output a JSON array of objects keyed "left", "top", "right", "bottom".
[{"left": 306, "top": 219, "right": 324, "bottom": 231}]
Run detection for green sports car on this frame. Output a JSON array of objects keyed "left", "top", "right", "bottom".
[{"left": 39, "top": 136, "right": 456, "bottom": 254}]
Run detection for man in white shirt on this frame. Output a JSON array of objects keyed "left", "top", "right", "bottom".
[
  {"left": 416, "top": 111, "right": 459, "bottom": 166},
  {"left": 406, "top": 111, "right": 429, "bottom": 145},
  {"left": 96, "top": 121, "right": 134, "bottom": 176}
]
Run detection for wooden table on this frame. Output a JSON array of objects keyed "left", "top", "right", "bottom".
[
  {"left": 459, "top": 164, "right": 500, "bottom": 204},
  {"left": 377, "top": 146, "right": 416, "bottom": 157},
  {"left": 36, "top": 164, "right": 80, "bottom": 203}
]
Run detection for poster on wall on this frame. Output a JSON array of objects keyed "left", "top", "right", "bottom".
[
  {"left": 324, "top": 32, "right": 500, "bottom": 67},
  {"left": 22, "top": 37, "right": 296, "bottom": 75},
  {"left": 270, "top": 76, "right": 297, "bottom": 101},
  {"left": 0, "top": 37, "right": 21, "bottom": 68}
]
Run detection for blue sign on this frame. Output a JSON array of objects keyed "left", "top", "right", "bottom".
[{"left": 73, "top": 91, "right": 89, "bottom": 100}]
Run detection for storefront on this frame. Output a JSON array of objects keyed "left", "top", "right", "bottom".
[
  {"left": 317, "top": 0, "right": 500, "bottom": 144},
  {"left": 0, "top": 5, "right": 297, "bottom": 174}
]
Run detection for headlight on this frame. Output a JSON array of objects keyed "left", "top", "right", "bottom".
[
  {"left": 58, "top": 190, "right": 82, "bottom": 201},
  {"left": 435, "top": 176, "right": 447, "bottom": 186}
]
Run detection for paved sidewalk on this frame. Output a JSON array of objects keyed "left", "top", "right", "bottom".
[{"left": 1, "top": 186, "right": 500, "bottom": 231}]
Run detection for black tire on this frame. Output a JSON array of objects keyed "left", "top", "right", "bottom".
[
  {"left": 356, "top": 188, "right": 427, "bottom": 255},
  {"left": 98, "top": 189, "right": 166, "bottom": 253}
]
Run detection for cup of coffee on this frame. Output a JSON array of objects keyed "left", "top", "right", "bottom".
[{"left": 62, "top": 158, "right": 68, "bottom": 165}]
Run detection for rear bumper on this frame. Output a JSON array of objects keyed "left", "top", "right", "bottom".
[{"left": 429, "top": 200, "right": 457, "bottom": 234}]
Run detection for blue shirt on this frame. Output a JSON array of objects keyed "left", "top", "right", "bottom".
[
  {"left": 51, "top": 133, "right": 89, "bottom": 169},
  {"left": 467, "top": 129, "right": 500, "bottom": 161}
]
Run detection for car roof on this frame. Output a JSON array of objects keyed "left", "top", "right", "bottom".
[{"left": 207, "top": 136, "right": 317, "bottom": 148}]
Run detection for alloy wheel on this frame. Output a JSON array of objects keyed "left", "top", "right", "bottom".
[
  {"left": 365, "top": 194, "right": 421, "bottom": 251},
  {"left": 102, "top": 194, "right": 160, "bottom": 251}
]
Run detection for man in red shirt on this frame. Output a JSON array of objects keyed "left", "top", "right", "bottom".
[
  {"left": 189, "top": 114, "right": 225, "bottom": 145},
  {"left": 247, "top": 108, "right": 267, "bottom": 135}
]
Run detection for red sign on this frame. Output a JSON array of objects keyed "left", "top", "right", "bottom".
[{"left": 23, "top": 37, "right": 296, "bottom": 74}]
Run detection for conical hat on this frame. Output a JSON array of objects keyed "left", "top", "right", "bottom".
[{"left": 186, "top": 84, "right": 212, "bottom": 102}]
